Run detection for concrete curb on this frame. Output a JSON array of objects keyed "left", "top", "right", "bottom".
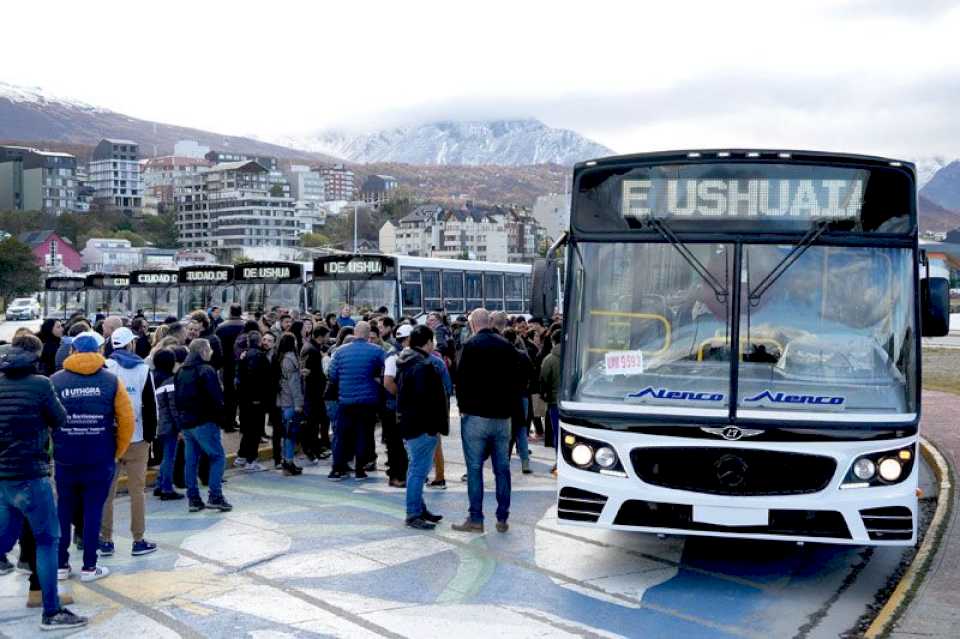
[
  {"left": 863, "top": 437, "right": 954, "bottom": 638},
  {"left": 115, "top": 444, "right": 274, "bottom": 493}
]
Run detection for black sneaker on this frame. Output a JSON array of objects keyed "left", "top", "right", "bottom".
[
  {"left": 328, "top": 470, "right": 347, "bottom": 481},
  {"left": 188, "top": 498, "right": 206, "bottom": 512},
  {"left": 428, "top": 479, "right": 447, "bottom": 490},
  {"left": 207, "top": 496, "right": 233, "bottom": 512},
  {"left": 354, "top": 470, "right": 369, "bottom": 481},
  {"left": 40, "top": 607, "right": 87, "bottom": 630},
  {"left": 160, "top": 491, "right": 185, "bottom": 501},
  {"left": 0, "top": 555, "right": 12, "bottom": 575},
  {"left": 405, "top": 517, "right": 436, "bottom": 530},
  {"left": 423, "top": 510, "right": 443, "bottom": 523},
  {"left": 153, "top": 486, "right": 163, "bottom": 497}
]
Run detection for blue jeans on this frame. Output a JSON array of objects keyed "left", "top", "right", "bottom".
[
  {"left": 460, "top": 415, "right": 512, "bottom": 523},
  {"left": 404, "top": 434, "right": 437, "bottom": 519},
  {"left": 548, "top": 404, "right": 560, "bottom": 452},
  {"left": 157, "top": 432, "right": 179, "bottom": 493},
  {"left": 183, "top": 423, "right": 225, "bottom": 501},
  {"left": 281, "top": 407, "right": 300, "bottom": 462},
  {"left": 55, "top": 462, "right": 114, "bottom": 572},
  {"left": 0, "top": 478, "right": 60, "bottom": 615}
]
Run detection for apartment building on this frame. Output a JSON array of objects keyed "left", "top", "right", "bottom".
[
  {"left": 142, "top": 156, "right": 212, "bottom": 212},
  {"left": 317, "top": 164, "right": 355, "bottom": 201},
  {"left": 0, "top": 145, "right": 78, "bottom": 214},
  {"left": 176, "top": 160, "right": 298, "bottom": 259},
  {"left": 360, "top": 174, "right": 398, "bottom": 204},
  {"left": 81, "top": 238, "right": 142, "bottom": 273},
  {"left": 284, "top": 165, "right": 326, "bottom": 205},
  {"left": 89, "top": 138, "right": 142, "bottom": 213}
]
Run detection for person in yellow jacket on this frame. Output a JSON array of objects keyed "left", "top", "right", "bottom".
[{"left": 50, "top": 331, "right": 133, "bottom": 584}]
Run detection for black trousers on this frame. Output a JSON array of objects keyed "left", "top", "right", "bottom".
[
  {"left": 381, "top": 409, "right": 407, "bottom": 481},
  {"left": 221, "top": 368, "right": 238, "bottom": 430},
  {"left": 332, "top": 404, "right": 376, "bottom": 472},
  {"left": 300, "top": 396, "right": 325, "bottom": 459},
  {"left": 239, "top": 402, "right": 266, "bottom": 463}
]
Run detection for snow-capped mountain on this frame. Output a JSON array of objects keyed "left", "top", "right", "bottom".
[
  {"left": 275, "top": 119, "right": 615, "bottom": 166},
  {"left": 914, "top": 155, "right": 952, "bottom": 188},
  {"left": 0, "top": 80, "right": 338, "bottom": 162},
  {"left": 920, "top": 160, "right": 960, "bottom": 213}
]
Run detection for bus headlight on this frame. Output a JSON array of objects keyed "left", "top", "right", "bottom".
[
  {"left": 571, "top": 443, "right": 594, "bottom": 467},
  {"left": 594, "top": 446, "right": 617, "bottom": 469},
  {"left": 852, "top": 458, "right": 876, "bottom": 481},
  {"left": 878, "top": 458, "right": 903, "bottom": 482},
  {"left": 842, "top": 445, "right": 915, "bottom": 488}
]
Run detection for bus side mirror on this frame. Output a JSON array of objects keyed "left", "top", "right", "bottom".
[
  {"left": 921, "top": 276, "right": 950, "bottom": 337},
  {"left": 530, "top": 258, "right": 558, "bottom": 319}
]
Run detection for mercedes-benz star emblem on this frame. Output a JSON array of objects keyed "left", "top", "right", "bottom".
[{"left": 715, "top": 454, "right": 749, "bottom": 488}]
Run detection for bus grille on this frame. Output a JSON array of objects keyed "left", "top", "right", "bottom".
[
  {"left": 558, "top": 487, "right": 608, "bottom": 523},
  {"left": 614, "top": 500, "right": 851, "bottom": 539},
  {"left": 860, "top": 506, "right": 913, "bottom": 541},
  {"left": 629, "top": 447, "right": 836, "bottom": 496}
]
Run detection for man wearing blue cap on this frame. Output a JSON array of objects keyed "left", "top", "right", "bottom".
[{"left": 50, "top": 331, "right": 134, "bottom": 585}]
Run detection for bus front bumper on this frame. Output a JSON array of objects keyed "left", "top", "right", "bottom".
[{"left": 556, "top": 422, "right": 919, "bottom": 546}]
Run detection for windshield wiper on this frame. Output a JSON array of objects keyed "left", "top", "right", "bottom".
[
  {"left": 748, "top": 220, "right": 830, "bottom": 305},
  {"left": 646, "top": 218, "right": 728, "bottom": 302}
]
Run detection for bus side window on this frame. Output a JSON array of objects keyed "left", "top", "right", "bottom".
[
  {"left": 505, "top": 274, "right": 524, "bottom": 312},
  {"left": 402, "top": 268, "right": 422, "bottom": 316},
  {"left": 443, "top": 271, "right": 465, "bottom": 314},
  {"left": 423, "top": 270, "right": 441, "bottom": 313},
  {"left": 465, "top": 272, "right": 483, "bottom": 312},
  {"left": 483, "top": 272, "right": 504, "bottom": 311}
]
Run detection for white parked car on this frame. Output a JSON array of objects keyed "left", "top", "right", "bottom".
[{"left": 5, "top": 297, "right": 41, "bottom": 321}]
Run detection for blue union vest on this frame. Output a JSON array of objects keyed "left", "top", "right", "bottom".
[{"left": 50, "top": 368, "right": 118, "bottom": 466}]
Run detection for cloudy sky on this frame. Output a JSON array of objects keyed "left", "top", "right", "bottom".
[{"left": 4, "top": 0, "right": 959, "bottom": 157}]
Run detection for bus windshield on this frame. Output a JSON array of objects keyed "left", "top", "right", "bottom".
[
  {"left": 236, "top": 282, "right": 302, "bottom": 314},
  {"left": 567, "top": 241, "right": 916, "bottom": 419},
  {"left": 131, "top": 287, "right": 178, "bottom": 323},
  {"left": 312, "top": 279, "right": 397, "bottom": 316}
]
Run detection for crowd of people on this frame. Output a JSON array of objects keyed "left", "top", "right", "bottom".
[{"left": 0, "top": 301, "right": 564, "bottom": 630}]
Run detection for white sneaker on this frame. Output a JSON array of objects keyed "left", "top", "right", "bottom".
[
  {"left": 57, "top": 566, "right": 71, "bottom": 581},
  {"left": 80, "top": 566, "right": 109, "bottom": 582},
  {"left": 244, "top": 461, "right": 267, "bottom": 472},
  {"left": 233, "top": 457, "right": 248, "bottom": 468}
]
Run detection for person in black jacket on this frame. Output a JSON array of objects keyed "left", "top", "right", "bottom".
[
  {"left": 37, "top": 319, "right": 63, "bottom": 377},
  {"left": 235, "top": 331, "right": 271, "bottom": 472},
  {"left": 396, "top": 326, "right": 446, "bottom": 530},
  {"left": 174, "top": 339, "right": 232, "bottom": 513},
  {"left": 452, "top": 308, "right": 523, "bottom": 534},
  {"left": 0, "top": 335, "right": 85, "bottom": 630},
  {"left": 300, "top": 326, "right": 331, "bottom": 461},
  {"left": 214, "top": 304, "right": 246, "bottom": 433},
  {"left": 152, "top": 348, "right": 184, "bottom": 500}
]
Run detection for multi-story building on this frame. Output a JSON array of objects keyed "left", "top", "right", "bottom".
[
  {"left": 81, "top": 238, "right": 142, "bottom": 273},
  {"left": 318, "top": 163, "right": 355, "bottom": 201},
  {"left": 295, "top": 200, "right": 327, "bottom": 236},
  {"left": 388, "top": 203, "right": 545, "bottom": 263},
  {"left": 175, "top": 160, "right": 298, "bottom": 260},
  {"left": 285, "top": 165, "right": 326, "bottom": 205},
  {"left": 89, "top": 138, "right": 142, "bottom": 214},
  {"left": 0, "top": 145, "right": 78, "bottom": 214},
  {"left": 531, "top": 193, "right": 570, "bottom": 243},
  {"left": 360, "top": 174, "right": 399, "bottom": 205},
  {"left": 141, "top": 156, "right": 212, "bottom": 212}
]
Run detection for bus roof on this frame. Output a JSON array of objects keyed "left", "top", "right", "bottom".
[{"left": 576, "top": 149, "right": 915, "bottom": 174}]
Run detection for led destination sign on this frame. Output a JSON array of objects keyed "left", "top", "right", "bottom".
[
  {"left": 622, "top": 178, "right": 865, "bottom": 220},
  {"left": 314, "top": 256, "right": 395, "bottom": 279},
  {"left": 85, "top": 275, "right": 129, "bottom": 289},
  {"left": 181, "top": 268, "right": 232, "bottom": 283},
  {"left": 45, "top": 278, "right": 85, "bottom": 291},
  {"left": 131, "top": 272, "right": 178, "bottom": 286},
  {"left": 234, "top": 262, "right": 302, "bottom": 281}
]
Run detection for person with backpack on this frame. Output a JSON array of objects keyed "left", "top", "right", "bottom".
[
  {"left": 235, "top": 331, "right": 271, "bottom": 472},
  {"left": 152, "top": 348, "right": 185, "bottom": 500}
]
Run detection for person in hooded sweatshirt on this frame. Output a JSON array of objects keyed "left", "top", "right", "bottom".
[
  {"left": 152, "top": 348, "right": 185, "bottom": 500},
  {"left": 0, "top": 335, "right": 86, "bottom": 630},
  {"left": 99, "top": 327, "right": 159, "bottom": 558},
  {"left": 234, "top": 331, "right": 271, "bottom": 472},
  {"left": 396, "top": 325, "right": 447, "bottom": 530},
  {"left": 50, "top": 331, "right": 134, "bottom": 584}
]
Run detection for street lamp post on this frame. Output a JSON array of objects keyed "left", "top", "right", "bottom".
[{"left": 353, "top": 204, "right": 359, "bottom": 253}]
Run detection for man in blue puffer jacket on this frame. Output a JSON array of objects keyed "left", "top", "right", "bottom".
[{"left": 326, "top": 321, "right": 385, "bottom": 481}]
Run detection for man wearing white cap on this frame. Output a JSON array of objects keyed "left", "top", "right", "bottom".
[{"left": 99, "top": 327, "right": 158, "bottom": 558}]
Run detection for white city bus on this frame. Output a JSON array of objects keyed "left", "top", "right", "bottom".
[
  {"left": 43, "top": 276, "right": 86, "bottom": 320},
  {"left": 178, "top": 265, "right": 235, "bottom": 317},
  {"left": 534, "top": 150, "right": 949, "bottom": 546},
  {"left": 311, "top": 254, "right": 532, "bottom": 319},
  {"left": 234, "top": 261, "right": 307, "bottom": 315},
  {"left": 84, "top": 273, "right": 130, "bottom": 318},
  {"left": 129, "top": 269, "right": 179, "bottom": 324}
]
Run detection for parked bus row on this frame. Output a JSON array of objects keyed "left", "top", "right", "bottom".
[{"left": 42, "top": 255, "right": 533, "bottom": 322}]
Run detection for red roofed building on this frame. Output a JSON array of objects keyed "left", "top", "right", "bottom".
[{"left": 17, "top": 229, "right": 83, "bottom": 273}]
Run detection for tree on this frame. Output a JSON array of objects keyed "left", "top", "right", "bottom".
[
  {"left": 0, "top": 238, "right": 41, "bottom": 308},
  {"left": 301, "top": 232, "right": 332, "bottom": 248},
  {"left": 113, "top": 229, "right": 147, "bottom": 247}
]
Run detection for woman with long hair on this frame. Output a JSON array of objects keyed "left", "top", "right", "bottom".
[
  {"left": 274, "top": 333, "right": 304, "bottom": 476},
  {"left": 36, "top": 318, "right": 63, "bottom": 376}
]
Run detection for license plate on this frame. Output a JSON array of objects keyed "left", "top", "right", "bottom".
[{"left": 692, "top": 505, "right": 769, "bottom": 527}]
